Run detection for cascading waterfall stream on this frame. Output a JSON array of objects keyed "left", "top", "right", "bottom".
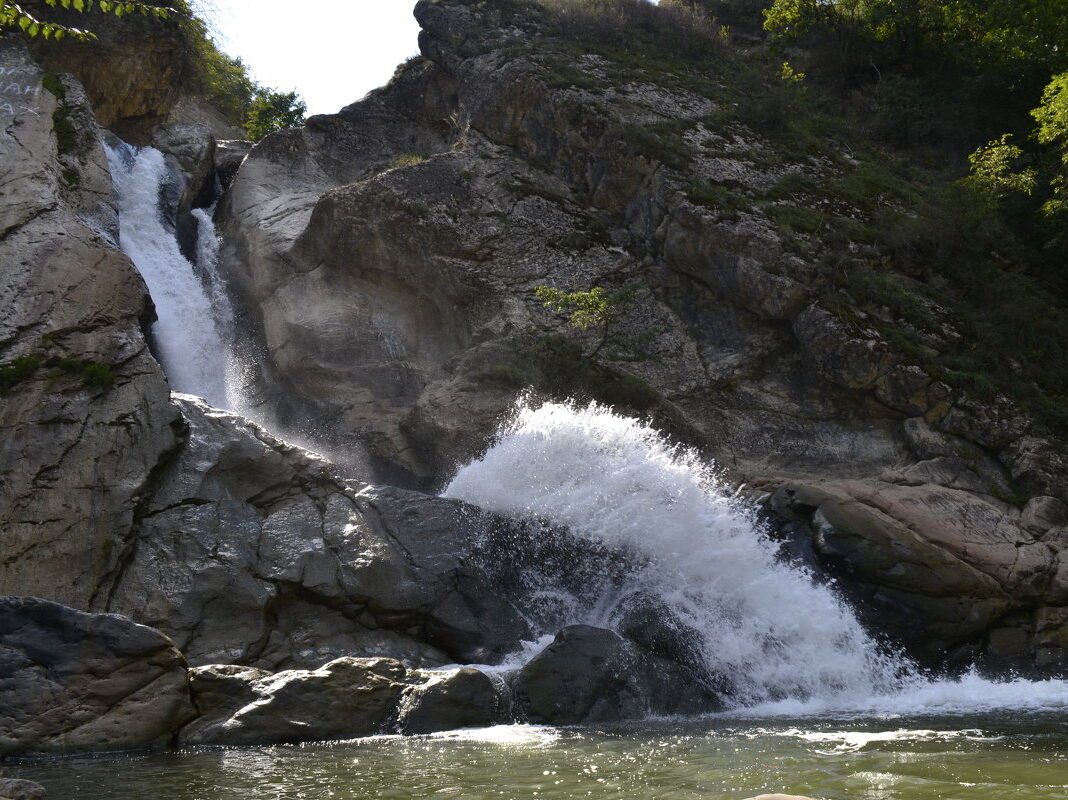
[
  {"left": 105, "top": 141, "right": 239, "bottom": 409},
  {"left": 446, "top": 400, "right": 1068, "bottom": 716}
]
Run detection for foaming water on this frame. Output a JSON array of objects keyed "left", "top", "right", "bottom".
[
  {"left": 739, "top": 671, "right": 1068, "bottom": 717},
  {"left": 445, "top": 400, "right": 1068, "bottom": 715},
  {"left": 105, "top": 142, "right": 239, "bottom": 408}
]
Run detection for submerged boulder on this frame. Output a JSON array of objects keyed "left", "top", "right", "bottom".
[
  {"left": 181, "top": 659, "right": 510, "bottom": 745},
  {"left": 609, "top": 592, "right": 708, "bottom": 678},
  {"left": 511, "top": 625, "right": 721, "bottom": 724},
  {"left": 0, "top": 597, "right": 194, "bottom": 756}
]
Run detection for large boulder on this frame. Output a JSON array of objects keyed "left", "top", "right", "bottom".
[
  {"left": 104, "top": 395, "right": 532, "bottom": 669},
  {"left": 151, "top": 122, "right": 216, "bottom": 211},
  {"left": 397, "top": 667, "right": 509, "bottom": 734},
  {"left": 771, "top": 478, "right": 1064, "bottom": 669},
  {"left": 179, "top": 657, "right": 408, "bottom": 746},
  {"left": 0, "top": 597, "right": 194, "bottom": 756},
  {"left": 609, "top": 591, "right": 708, "bottom": 679},
  {"left": 510, "top": 625, "right": 720, "bottom": 724}
]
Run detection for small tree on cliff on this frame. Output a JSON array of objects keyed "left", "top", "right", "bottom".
[
  {"left": 0, "top": 1, "right": 174, "bottom": 40},
  {"left": 534, "top": 284, "right": 655, "bottom": 361},
  {"left": 245, "top": 88, "right": 306, "bottom": 141}
]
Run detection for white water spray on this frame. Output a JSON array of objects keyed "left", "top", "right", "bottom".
[
  {"left": 446, "top": 400, "right": 1068, "bottom": 714},
  {"left": 105, "top": 142, "right": 237, "bottom": 408}
]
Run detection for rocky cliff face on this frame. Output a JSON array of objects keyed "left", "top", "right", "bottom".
[
  {"left": 215, "top": 0, "right": 1068, "bottom": 670},
  {"left": 0, "top": 42, "right": 179, "bottom": 610},
  {"left": 1, "top": 0, "right": 1066, "bottom": 708}
]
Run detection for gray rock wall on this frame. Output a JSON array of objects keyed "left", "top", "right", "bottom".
[
  {"left": 209, "top": 0, "right": 1068, "bottom": 670},
  {"left": 0, "top": 42, "right": 178, "bottom": 610}
]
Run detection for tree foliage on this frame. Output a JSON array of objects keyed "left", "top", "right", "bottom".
[
  {"left": 0, "top": 0, "right": 172, "bottom": 40},
  {"left": 961, "top": 134, "right": 1036, "bottom": 202},
  {"left": 1034, "top": 72, "right": 1068, "bottom": 151},
  {"left": 762, "top": 0, "right": 1068, "bottom": 145},
  {"left": 1032, "top": 71, "right": 1068, "bottom": 219},
  {"left": 535, "top": 284, "right": 653, "bottom": 361},
  {"left": 245, "top": 88, "right": 306, "bottom": 141}
]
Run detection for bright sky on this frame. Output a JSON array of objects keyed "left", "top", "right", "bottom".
[{"left": 202, "top": 1, "right": 423, "bottom": 117}]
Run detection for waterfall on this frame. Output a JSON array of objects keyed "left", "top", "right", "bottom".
[
  {"left": 105, "top": 141, "right": 237, "bottom": 409},
  {"left": 445, "top": 400, "right": 1068, "bottom": 714}
]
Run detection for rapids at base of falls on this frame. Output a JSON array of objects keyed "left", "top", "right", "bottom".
[{"left": 445, "top": 400, "right": 1068, "bottom": 716}]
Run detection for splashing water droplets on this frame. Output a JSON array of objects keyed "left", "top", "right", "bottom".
[{"left": 444, "top": 399, "right": 1068, "bottom": 716}]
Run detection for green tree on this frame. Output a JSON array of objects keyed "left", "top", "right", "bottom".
[
  {"left": 1033, "top": 71, "right": 1068, "bottom": 219},
  {"left": 535, "top": 284, "right": 652, "bottom": 360},
  {"left": 1034, "top": 72, "right": 1068, "bottom": 152},
  {"left": 0, "top": 0, "right": 172, "bottom": 40},
  {"left": 244, "top": 88, "right": 306, "bottom": 141},
  {"left": 960, "top": 134, "right": 1037, "bottom": 202}
]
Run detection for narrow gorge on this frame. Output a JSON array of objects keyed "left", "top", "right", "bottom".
[{"left": 2, "top": 1, "right": 1068, "bottom": 797}]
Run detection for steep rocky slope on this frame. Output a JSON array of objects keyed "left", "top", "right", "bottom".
[
  {"left": 217, "top": 0, "right": 1068, "bottom": 669},
  {"left": 0, "top": 42, "right": 179, "bottom": 610},
  {"left": 1, "top": 0, "right": 1066, "bottom": 707}
]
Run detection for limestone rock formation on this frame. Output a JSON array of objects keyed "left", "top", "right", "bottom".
[
  {"left": 210, "top": 0, "right": 1068, "bottom": 671},
  {"left": 511, "top": 625, "right": 720, "bottom": 724},
  {"left": 106, "top": 395, "right": 533, "bottom": 669},
  {"left": 25, "top": 2, "right": 191, "bottom": 143},
  {"left": 770, "top": 471, "right": 1066, "bottom": 667},
  {"left": 2, "top": 0, "right": 1068, "bottom": 733},
  {"left": 0, "top": 597, "right": 194, "bottom": 756},
  {"left": 151, "top": 122, "right": 216, "bottom": 211}
]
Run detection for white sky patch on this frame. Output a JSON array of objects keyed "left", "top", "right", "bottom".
[{"left": 201, "top": 0, "right": 422, "bottom": 117}]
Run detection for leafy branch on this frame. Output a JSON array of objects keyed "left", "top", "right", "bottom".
[{"left": 0, "top": 0, "right": 175, "bottom": 41}]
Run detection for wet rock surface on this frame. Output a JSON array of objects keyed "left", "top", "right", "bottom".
[
  {"left": 511, "top": 625, "right": 721, "bottom": 724},
  {"left": 2, "top": 2, "right": 1068, "bottom": 762},
  {"left": 0, "top": 42, "right": 179, "bottom": 612},
  {"left": 179, "top": 657, "right": 409, "bottom": 746},
  {"left": 107, "top": 395, "right": 533, "bottom": 670},
  {"left": 202, "top": 0, "right": 1068, "bottom": 671},
  {"left": 0, "top": 598, "right": 194, "bottom": 756},
  {"left": 151, "top": 122, "right": 216, "bottom": 211},
  {"left": 398, "top": 667, "right": 509, "bottom": 734},
  {"left": 771, "top": 477, "right": 1064, "bottom": 668}
]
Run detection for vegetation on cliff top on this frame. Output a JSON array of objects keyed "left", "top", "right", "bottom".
[
  {"left": 6, "top": 0, "right": 305, "bottom": 138},
  {"left": 171, "top": 2, "right": 307, "bottom": 138}
]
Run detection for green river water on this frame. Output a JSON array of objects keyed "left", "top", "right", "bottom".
[{"left": 8, "top": 713, "right": 1067, "bottom": 799}]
